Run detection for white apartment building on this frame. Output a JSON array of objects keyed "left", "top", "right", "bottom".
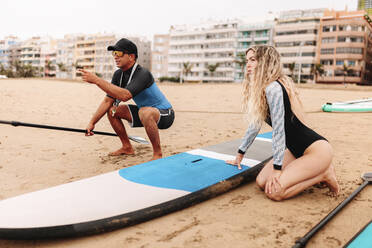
[
  {"left": 20, "top": 36, "right": 57, "bottom": 77},
  {"left": 168, "top": 20, "right": 238, "bottom": 82},
  {"left": 236, "top": 21, "right": 274, "bottom": 81},
  {"left": 56, "top": 34, "right": 150, "bottom": 81},
  {"left": 128, "top": 36, "right": 152, "bottom": 71},
  {"left": 274, "top": 9, "right": 325, "bottom": 83},
  {"left": 56, "top": 34, "right": 81, "bottom": 79},
  {"left": 152, "top": 34, "right": 169, "bottom": 80},
  {"left": 0, "top": 36, "right": 20, "bottom": 69}
]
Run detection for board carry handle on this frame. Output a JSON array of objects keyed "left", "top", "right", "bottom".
[
  {"left": 292, "top": 172, "right": 372, "bottom": 248},
  {"left": 0, "top": 120, "right": 149, "bottom": 144}
]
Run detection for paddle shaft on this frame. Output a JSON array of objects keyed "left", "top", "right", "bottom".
[
  {"left": 0, "top": 120, "right": 147, "bottom": 144},
  {"left": 293, "top": 180, "right": 370, "bottom": 248}
]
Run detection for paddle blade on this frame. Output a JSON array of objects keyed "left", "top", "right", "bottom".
[{"left": 362, "top": 172, "right": 372, "bottom": 183}]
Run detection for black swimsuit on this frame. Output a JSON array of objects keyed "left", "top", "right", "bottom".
[
  {"left": 267, "top": 81, "right": 327, "bottom": 158},
  {"left": 238, "top": 81, "right": 327, "bottom": 169}
]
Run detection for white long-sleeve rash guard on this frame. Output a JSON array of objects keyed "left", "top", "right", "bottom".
[{"left": 238, "top": 81, "right": 286, "bottom": 169}]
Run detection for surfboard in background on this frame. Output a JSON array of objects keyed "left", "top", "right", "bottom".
[
  {"left": 322, "top": 98, "right": 372, "bottom": 112},
  {"left": 0, "top": 132, "right": 273, "bottom": 239}
]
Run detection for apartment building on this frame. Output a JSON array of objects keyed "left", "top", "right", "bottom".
[
  {"left": 152, "top": 34, "right": 169, "bottom": 80},
  {"left": 65, "top": 34, "right": 150, "bottom": 81},
  {"left": 20, "top": 36, "right": 57, "bottom": 77},
  {"left": 316, "top": 10, "right": 372, "bottom": 85},
  {"left": 56, "top": 34, "right": 81, "bottom": 79},
  {"left": 168, "top": 20, "right": 238, "bottom": 82},
  {"left": 358, "top": 0, "right": 372, "bottom": 15},
  {"left": 236, "top": 21, "right": 274, "bottom": 81},
  {"left": 128, "top": 36, "right": 152, "bottom": 71},
  {"left": 72, "top": 34, "right": 117, "bottom": 81},
  {"left": 0, "top": 36, "right": 20, "bottom": 69},
  {"left": 274, "top": 9, "right": 325, "bottom": 83}
]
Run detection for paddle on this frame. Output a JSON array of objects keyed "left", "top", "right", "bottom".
[
  {"left": 293, "top": 172, "right": 372, "bottom": 248},
  {"left": 0, "top": 120, "right": 149, "bottom": 144}
]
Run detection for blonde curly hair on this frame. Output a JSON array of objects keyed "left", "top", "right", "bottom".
[{"left": 242, "top": 45, "right": 304, "bottom": 126}]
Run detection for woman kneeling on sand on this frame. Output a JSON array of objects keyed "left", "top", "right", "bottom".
[{"left": 226, "top": 45, "right": 340, "bottom": 201}]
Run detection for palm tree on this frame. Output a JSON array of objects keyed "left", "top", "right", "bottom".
[
  {"left": 310, "top": 63, "right": 324, "bottom": 83},
  {"left": 288, "top": 62, "right": 296, "bottom": 81},
  {"left": 342, "top": 63, "right": 353, "bottom": 85},
  {"left": 207, "top": 63, "right": 220, "bottom": 81},
  {"left": 44, "top": 60, "right": 56, "bottom": 77},
  {"left": 57, "top": 62, "right": 67, "bottom": 72},
  {"left": 182, "top": 62, "right": 193, "bottom": 82},
  {"left": 234, "top": 52, "right": 246, "bottom": 79}
]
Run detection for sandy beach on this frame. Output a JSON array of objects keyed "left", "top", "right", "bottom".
[{"left": 0, "top": 78, "right": 371, "bottom": 247}]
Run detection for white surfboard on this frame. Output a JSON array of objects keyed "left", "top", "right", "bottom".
[{"left": 0, "top": 132, "right": 273, "bottom": 239}]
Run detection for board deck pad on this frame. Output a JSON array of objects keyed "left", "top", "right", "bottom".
[
  {"left": 344, "top": 221, "right": 372, "bottom": 248},
  {"left": 0, "top": 133, "right": 273, "bottom": 239}
]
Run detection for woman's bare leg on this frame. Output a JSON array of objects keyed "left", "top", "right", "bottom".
[
  {"left": 256, "top": 149, "right": 296, "bottom": 189},
  {"left": 266, "top": 140, "right": 339, "bottom": 201}
]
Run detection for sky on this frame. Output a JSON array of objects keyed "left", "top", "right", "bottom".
[{"left": 1, "top": 0, "right": 359, "bottom": 41}]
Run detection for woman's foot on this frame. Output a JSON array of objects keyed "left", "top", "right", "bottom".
[
  {"left": 109, "top": 147, "right": 135, "bottom": 156},
  {"left": 322, "top": 164, "right": 340, "bottom": 195}
]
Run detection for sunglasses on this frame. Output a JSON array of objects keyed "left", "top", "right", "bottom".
[{"left": 112, "top": 51, "right": 125, "bottom": 57}]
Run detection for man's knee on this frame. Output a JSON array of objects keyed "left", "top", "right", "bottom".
[
  {"left": 138, "top": 107, "right": 158, "bottom": 123},
  {"left": 107, "top": 106, "right": 115, "bottom": 118}
]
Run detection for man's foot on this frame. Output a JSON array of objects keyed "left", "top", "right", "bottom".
[
  {"left": 322, "top": 164, "right": 340, "bottom": 195},
  {"left": 109, "top": 147, "right": 135, "bottom": 156},
  {"left": 150, "top": 153, "right": 162, "bottom": 161}
]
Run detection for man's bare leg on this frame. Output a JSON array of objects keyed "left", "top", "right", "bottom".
[
  {"left": 107, "top": 105, "right": 135, "bottom": 156},
  {"left": 138, "top": 107, "right": 162, "bottom": 160}
]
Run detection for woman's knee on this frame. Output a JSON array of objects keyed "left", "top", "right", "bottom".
[
  {"left": 256, "top": 174, "right": 266, "bottom": 190},
  {"left": 266, "top": 190, "right": 285, "bottom": 201}
]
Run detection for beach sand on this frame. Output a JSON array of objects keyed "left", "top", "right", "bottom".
[{"left": 0, "top": 78, "right": 371, "bottom": 247}]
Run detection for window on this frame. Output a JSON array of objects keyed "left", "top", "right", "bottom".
[
  {"left": 320, "top": 59, "right": 333, "bottom": 65},
  {"left": 336, "top": 60, "right": 344, "bottom": 65},
  {"left": 321, "top": 48, "right": 334, "bottom": 54},
  {"left": 322, "top": 37, "right": 335, "bottom": 43},
  {"left": 334, "top": 70, "right": 344, "bottom": 76},
  {"left": 338, "top": 36, "right": 347, "bottom": 42},
  {"left": 323, "top": 25, "right": 336, "bottom": 32},
  {"left": 336, "top": 47, "right": 363, "bottom": 54},
  {"left": 350, "top": 36, "right": 363, "bottom": 43},
  {"left": 338, "top": 25, "right": 347, "bottom": 31}
]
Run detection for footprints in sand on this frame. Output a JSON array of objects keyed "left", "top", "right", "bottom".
[
  {"left": 216, "top": 194, "right": 252, "bottom": 210},
  {"left": 158, "top": 217, "right": 200, "bottom": 242}
]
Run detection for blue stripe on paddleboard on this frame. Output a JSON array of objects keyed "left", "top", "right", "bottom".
[
  {"left": 257, "top": 132, "right": 272, "bottom": 139},
  {"left": 119, "top": 153, "right": 252, "bottom": 192},
  {"left": 346, "top": 222, "right": 372, "bottom": 248}
]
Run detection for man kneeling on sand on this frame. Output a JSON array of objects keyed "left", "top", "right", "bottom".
[{"left": 79, "top": 38, "right": 174, "bottom": 160}]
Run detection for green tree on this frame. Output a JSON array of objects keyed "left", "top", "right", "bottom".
[
  {"left": 342, "top": 63, "right": 353, "bottom": 85},
  {"left": 310, "top": 63, "right": 324, "bottom": 83},
  {"left": 181, "top": 62, "right": 193, "bottom": 82},
  {"left": 234, "top": 52, "right": 246, "bottom": 79},
  {"left": 288, "top": 62, "right": 296, "bottom": 81},
  {"left": 45, "top": 60, "right": 56, "bottom": 77},
  {"left": 57, "top": 62, "right": 67, "bottom": 72},
  {"left": 207, "top": 63, "right": 220, "bottom": 80}
]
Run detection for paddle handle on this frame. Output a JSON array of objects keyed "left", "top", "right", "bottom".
[
  {"left": 292, "top": 180, "right": 369, "bottom": 248},
  {"left": 0, "top": 120, "right": 147, "bottom": 144}
]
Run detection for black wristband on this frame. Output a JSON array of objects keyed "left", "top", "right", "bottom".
[
  {"left": 273, "top": 164, "right": 282, "bottom": 170},
  {"left": 238, "top": 149, "right": 245, "bottom": 155}
]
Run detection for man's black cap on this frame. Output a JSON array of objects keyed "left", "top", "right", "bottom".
[{"left": 107, "top": 38, "right": 138, "bottom": 58}]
